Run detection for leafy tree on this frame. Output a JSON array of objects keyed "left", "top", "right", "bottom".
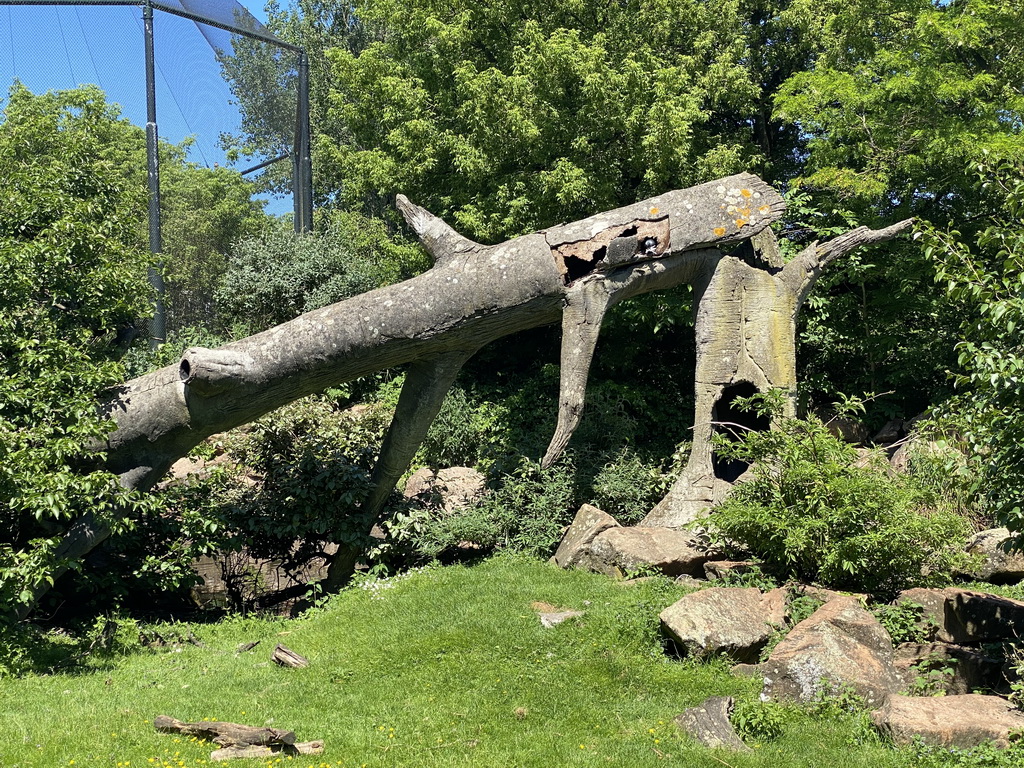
[
  {"left": 0, "top": 85, "right": 156, "bottom": 615},
  {"left": 923, "top": 160, "right": 1024, "bottom": 534},
  {"left": 770, "top": 0, "right": 1024, "bottom": 418},
  {"left": 319, "top": 0, "right": 813, "bottom": 241},
  {"left": 160, "top": 150, "right": 268, "bottom": 331},
  {"left": 775, "top": 0, "right": 1024, "bottom": 221}
]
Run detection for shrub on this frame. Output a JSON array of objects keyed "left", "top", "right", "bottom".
[
  {"left": 414, "top": 458, "right": 578, "bottom": 558},
  {"left": 220, "top": 395, "right": 392, "bottom": 568},
  {"left": 216, "top": 212, "right": 427, "bottom": 334},
  {"left": 588, "top": 448, "right": 671, "bottom": 524},
  {"left": 0, "top": 85, "right": 157, "bottom": 617},
  {"left": 709, "top": 394, "right": 972, "bottom": 596}
]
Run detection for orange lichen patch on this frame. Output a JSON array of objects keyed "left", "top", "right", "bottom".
[
  {"left": 734, "top": 218, "right": 748, "bottom": 227},
  {"left": 741, "top": 189, "right": 753, "bottom": 198},
  {"left": 759, "top": 205, "right": 771, "bottom": 213},
  {"left": 713, "top": 227, "right": 727, "bottom": 237},
  {"left": 649, "top": 207, "right": 660, "bottom": 215},
  {"left": 739, "top": 207, "right": 751, "bottom": 217}
]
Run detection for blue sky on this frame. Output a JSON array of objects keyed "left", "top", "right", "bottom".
[{"left": 0, "top": 0, "right": 294, "bottom": 213}]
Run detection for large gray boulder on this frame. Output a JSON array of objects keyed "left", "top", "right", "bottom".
[
  {"left": 586, "top": 526, "right": 717, "bottom": 578},
  {"left": 552, "top": 504, "right": 621, "bottom": 569},
  {"left": 965, "top": 528, "right": 1024, "bottom": 584},
  {"left": 755, "top": 596, "right": 901, "bottom": 706},
  {"left": 660, "top": 587, "right": 786, "bottom": 663},
  {"left": 897, "top": 587, "right": 1024, "bottom": 644},
  {"left": 872, "top": 694, "right": 1024, "bottom": 749}
]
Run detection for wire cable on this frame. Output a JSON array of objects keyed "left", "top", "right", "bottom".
[
  {"left": 54, "top": 6, "right": 78, "bottom": 85},
  {"left": 131, "top": 10, "right": 211, "bottom": 167},
  {"left": 75, "top": 6, "right": 104, "bottom": 91}
]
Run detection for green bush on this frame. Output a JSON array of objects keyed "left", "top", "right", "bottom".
[
  {"left": 588, "top": 447, "right": 672, "bottom": 524},
  {"left": 414, "top": 458, "right": 578, "bottom": 558},
  {"left": 216, "top": 212, "right": 427, "bottom": 334},
  {"left": 709, "top": 395, "right": 972, "bottom": 596},
  {"left": 220, "top": 395, "right": 393, "bottom": 567},
  {"left": 0, "top": 85, "right": 157, "bottom": 617}
]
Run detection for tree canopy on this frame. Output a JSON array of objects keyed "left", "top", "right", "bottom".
[{"left": 0, "top": 85, "right": 156, "bottom": 611}]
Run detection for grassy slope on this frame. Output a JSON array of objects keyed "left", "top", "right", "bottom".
[{"left": 1, "top": 556, "right": 917, "bottom": 768}]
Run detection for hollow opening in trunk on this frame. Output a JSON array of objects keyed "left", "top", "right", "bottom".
[{"left": 712, "top": 381, "right": 770, "bottom": 483}]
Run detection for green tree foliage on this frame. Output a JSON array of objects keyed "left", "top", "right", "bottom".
[
  {"left": 775, "top": 0, "right": 1024, "bottom": 220},
  {"left": 771, "top": 0, "right": 1024, "bottom": 418},
  {"left": 923, "top": 160, "right": 1024, "bottom": 533},
  {"left": 0, "top": 85, "right": 156, "bottom": 613},
  {"left": 324, "top": 0, "right": 786, "bottom": 240},
  {"left": 160, "top": 152, "right": 268, "bottom": 331},
  {"left": 216, "top": 211, "right": 427, "bottom": 334}
]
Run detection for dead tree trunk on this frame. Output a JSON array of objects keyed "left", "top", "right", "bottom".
[
  {"left": 642, "top": 218, "right": 913, "bottom": 528},
  {"left": 18, "top": 173, "right": 912, "bottom": 616}
]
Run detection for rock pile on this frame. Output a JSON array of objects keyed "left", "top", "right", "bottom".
[{"left": 553, "top": 504, "right": 1024, "bottom": 752}]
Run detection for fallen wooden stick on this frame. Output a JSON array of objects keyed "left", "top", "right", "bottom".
[
  {"left": 271, "top": 643, "right": 309, "bottom": 668},
  {"left": 211, "top": 740, "right": 325, "bottom": 761},
  {"left": 153, "top": 715, "right": 295, "bottom": 747}
]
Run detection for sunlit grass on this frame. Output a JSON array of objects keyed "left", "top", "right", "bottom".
[{"left": 2, "top": 555, "right": 926, "bottom": 767}]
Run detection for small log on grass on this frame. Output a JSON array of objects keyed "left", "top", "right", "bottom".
[
  {"left": 673, "top": 696, "right": 751, "bottom": 752},
  {"left": 211, "top": 740, "right": 325, "bottom": 761},
  {"left": 154, "top": 715, "right": 295, "bottom": 746},
  {"left": 271, "top": 643, "right": 309, "bottom": 668}
]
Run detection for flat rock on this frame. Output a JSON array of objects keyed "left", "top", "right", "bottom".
[
  {"left": 661, "top": 587, "right": 786, "bottom": 663},
  {"left": 897, "top": 587, "right": 1024, "bottom": 644},
  {"left": 871, "top": 693, "right": 1024, "bottom": 748},
  {"left": 965, "top": 528, "right": 1024, "bottom": 584},
  {"left": 756, "top": 596, "right": 900, "bottom": 706},
  {"left": 552, "top": 504, "right": 620, "bottom": 569},
  {"left": 586, "top": 526, "right": 717, "bottom": 578},
  {"left": 538, "top": 610, "right": 584, "bottom": 628},
  {"left": 703, "top": 560, "right": 756, "bottom": 580},
  {"left": 403, "top": 467, "right": 486, "bottom": 514},
  {"left": 674, "top": 696, "right": 750, "bottom": 752}
]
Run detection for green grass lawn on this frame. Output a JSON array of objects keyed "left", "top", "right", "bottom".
[{"left": 0, "top": 556, "right": 936, "bottom": 767}]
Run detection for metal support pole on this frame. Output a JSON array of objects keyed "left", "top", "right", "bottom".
[
  {"left": 294, "top": 49, "right": 313, "bottom": 234},
  {"left": 143, "top": 0, "right": 166, "bottom": 346}
]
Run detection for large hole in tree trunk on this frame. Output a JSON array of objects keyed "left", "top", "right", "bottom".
[{"left": 712, "top": 382, "right": 770, "bottom": 483}]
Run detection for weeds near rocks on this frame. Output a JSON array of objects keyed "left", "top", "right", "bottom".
[
  {"left": 730, "top": 699, "right": 786, "bottom": 743},
  {"left": 872, "top": 601, "right": 935, "bottom": 645},
  {"left": 906, "top": 652, "right": 958, "bottom": 696}
]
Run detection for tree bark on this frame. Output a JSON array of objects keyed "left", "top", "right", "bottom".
[
  {"left": 642, "top": 219, "right": 913, "bottom": 527},
  {"left": 18, "top": 173, "right": 912, "bottom": 616}
]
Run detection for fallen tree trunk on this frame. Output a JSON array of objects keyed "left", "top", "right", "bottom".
[{"left": 19, "top": 172, "right": 913, "bottom": 617}]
